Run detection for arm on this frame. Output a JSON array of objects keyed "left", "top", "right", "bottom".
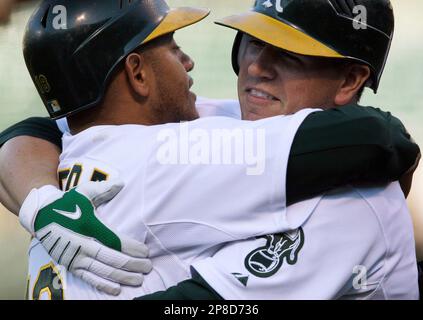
[
  {"left": 0, "top": 106, "right": 418, "bottom": 296},
  {"left": 0, "top": 118, "right": 152, "bottom": 296},
  {"left": 138, "top": 106, "right": 421, "bottom": 300},
  {"left": 140, "top": 106, "right": 420, "bottom": 242},
  {"left": 0, "top": 117, "right": 62, "bottom": 214},
  {"left": 162, "top": 187, "right": 418, "bottom": 300},
  {"left": 137, "top": 272, "right": 222, "bottom": 300},
  {"left": 0, "top": 106, "right": 419, "bottom": 215},
  {"left": 0, "top": 137, "right": 60, "bottom": 214},
  {"left": 287, "top": 105, "right": 420, "bottom": 205}
]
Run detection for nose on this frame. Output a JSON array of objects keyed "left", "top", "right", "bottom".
[
  {"left": 181, "top": 51, "right": 195, "bottom": 72},
  {"left": 247, "top": 46, "right": 276, "bottom": 80}
]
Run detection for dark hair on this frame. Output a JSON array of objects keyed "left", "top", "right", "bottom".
[
  {"left": 357, "top": 85, "right": 366, "bottom": 102},
  {"left": 327, "top": 58, "right": 368, "bottom": 103}
]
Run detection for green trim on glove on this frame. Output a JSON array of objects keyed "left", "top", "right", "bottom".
[{"left": 34, "top": 189, "right": 122, "bottom": 251}]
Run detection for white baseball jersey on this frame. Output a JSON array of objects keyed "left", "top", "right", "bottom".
[
  {"left": 31, "top": 98, "right": 418, "bottom": 300},
  {"left": 27, "top": 104, "right": 314, "bottom": 300},
  {"left": 193, "top": 183, "right": 419, "bottom": 299}
]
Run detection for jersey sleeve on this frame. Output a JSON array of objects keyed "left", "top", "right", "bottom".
[
  {"left": 0, "top": 117, "right": 62, "bottom": 149},
  {"left": 286, "top": 104, "right": 421, "bottom": 205},
  {"left": 191, "top": 187, "right": 389, "bottom": 300},
  {"left": 143, "top": 109, "right": 315, "bottom": 242}
]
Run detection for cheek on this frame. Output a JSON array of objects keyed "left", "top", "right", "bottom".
[
  {"left": 237, "top": 69, "right": 248, "bottom": 100},
  {"left": 285, "top": 79, "right": 336, "bottom": 109},
  {"left": 237, "top": 49, "right": 257, "bottom": 78},
  {"left": 280, "top": 82, "right": 303, "bottom": 110},
  {"left": 168, "top": 68, "right": 188, "bottom": 95},
  {"left": 163, "top": 53, "right": 188, "bottom": 85},
  {"left": 237, "top": 70, "right": 245, "bottom": 91}
]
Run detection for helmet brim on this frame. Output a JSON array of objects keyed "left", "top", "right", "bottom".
[
  {"left": 143, "top": 7, "right": 210, "bottom": 45},
  {"left": 216, "top": 11, "right": 345, "bottom": 59}
]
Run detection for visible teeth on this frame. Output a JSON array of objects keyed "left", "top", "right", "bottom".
[{"left": 250, "top": 89, "right": 274, "bottom": 100}]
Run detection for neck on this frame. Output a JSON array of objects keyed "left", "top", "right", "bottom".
[{"left": 67, "top": 98, "right": 158, "bottom": 135}]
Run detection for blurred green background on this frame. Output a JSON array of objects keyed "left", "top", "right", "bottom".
[{"left": 0, "top": 0, "right": 422, "bottom": 299}]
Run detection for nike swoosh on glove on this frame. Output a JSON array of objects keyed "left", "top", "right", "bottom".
[{"left": 19, "top": 179, "right": 153, "bottom": 296}]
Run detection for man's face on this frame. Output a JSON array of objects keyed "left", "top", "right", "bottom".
[
  {"left": 237, "top": 35, "right": 347, "bottom": 120},
  {"left": 145, "top": 34, "right": 199, "bottom": 123}
]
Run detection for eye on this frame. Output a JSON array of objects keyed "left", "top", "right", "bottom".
[
  {"left": 171, "top": 43, "right": 183, "bottom": 56},
  {"left": 281, "top": 51, "right": 302, "bottom": 64},
  {"left": 249, "top": 39, "right": 265, "bottom": 49},
  {"left": 168, "top": 37, "right": 181, "bottom": 51}
]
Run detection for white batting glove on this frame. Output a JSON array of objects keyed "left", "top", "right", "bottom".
[{"left": 19, "top": 179, "right": 153, "bottom": 296}]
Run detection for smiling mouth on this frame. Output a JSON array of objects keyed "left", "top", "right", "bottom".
[{"left": 247, "top": 88, "right": 278, "bottom": 101}]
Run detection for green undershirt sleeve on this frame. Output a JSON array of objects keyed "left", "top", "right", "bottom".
[
  {"left": 0, "top": 117, "right": 62, "bottom": 149},
  {"left": 286, "top": 104, "right": 419, "bottom": 205},
  {"left": 135, "top": 271, "right": 222, "bottom": 300}
]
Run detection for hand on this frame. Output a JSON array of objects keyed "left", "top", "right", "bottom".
[{"left": 19, "top": 179, "right": 153, "bottom": 296}]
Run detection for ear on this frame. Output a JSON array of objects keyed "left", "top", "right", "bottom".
[
  {"left": 124, "top": 52, "right": 149, "bottom": 97},
  {"left": 334, "top": 64, "right": 371, "bottom": 105}
]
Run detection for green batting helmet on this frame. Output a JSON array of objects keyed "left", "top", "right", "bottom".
[
  {"left": 216, "top": 0, "right": 395, "bottom": 93},
  {"left": 23, "top": 0, "right": 209, "bottom": 119}
]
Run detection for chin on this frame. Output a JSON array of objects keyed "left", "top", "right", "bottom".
[
  {"left": 242, "top": 106, "right": 283, "bottom": 121},
  {"left": 187, "top": 110, "right": 200, "bottom": 121},
  {"left": 188, "top": 99, "right": 199, "bottom": 120},
  {"left": 245, "top": 114, "right": 265, "bottom": 121},
  {"left": 180, "top": 107, "right": 199, "bottom": 122}
]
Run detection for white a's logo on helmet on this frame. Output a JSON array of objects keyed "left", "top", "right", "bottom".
[
  {"left": 262, "top": 0, "right": 284, "bottom": 13},
  {"left": 52, "top": 5, "right": 67, "bottom": 30}
]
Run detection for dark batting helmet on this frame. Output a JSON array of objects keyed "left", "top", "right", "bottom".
[
  {"left": 216, "top": 0, "right": 395, "bottom": 93},
  {"left": 23, "top": 0, "right": 209, "bottom": 119}
]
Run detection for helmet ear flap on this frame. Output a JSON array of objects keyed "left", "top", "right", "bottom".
[{"left": 231, "top": 32, "right": 244, "bottom": 75}]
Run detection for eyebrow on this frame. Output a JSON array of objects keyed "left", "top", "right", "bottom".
[{"left": 245, "top": 34, "right": 307, "bottom": 64}]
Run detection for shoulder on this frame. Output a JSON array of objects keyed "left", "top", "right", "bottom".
[
  {"left": 306, "top": 182, "right": 413, "bottom": 254},
  {"left": 316, "top": 185, "right": 390, "bottom": 225},
  {"left": 304, "top": 186, "right": 387, "bottom": 247},
  {"left": 283, "top": 185, "right": 388, "bottom": 253},
  {"left": 61, "top": 125, "right": 156, "bottom": 162}
]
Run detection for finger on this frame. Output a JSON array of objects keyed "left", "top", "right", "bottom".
[
  {"left": 76, "top": 178, "right": 124, "bottom": 208},
  {"left": 48, "top": 236, "right": 70, "bottom": 265},
  {"left": 88, "top": 260, "right": 144, "bottom": 287},
  {"left": 38, "top": 231, "right": 57, "bottom": 253},
  {"left": 73, "top": 269, "right": 121, "bottom": 296},
  {"left": 120, "top": 236, "right": 149, "bottom": 258},
  {"left": 52, "top": 240, "right": 84, "bottom": 271},
  {"left": 97, "top": 246, "right": 153, "bottom": 274},
  {"left": 36, "top": 227, "right": 53, "bottom": 244},
  {"left": 123, "top": 258, "right": 153, "bottom": 275}
]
